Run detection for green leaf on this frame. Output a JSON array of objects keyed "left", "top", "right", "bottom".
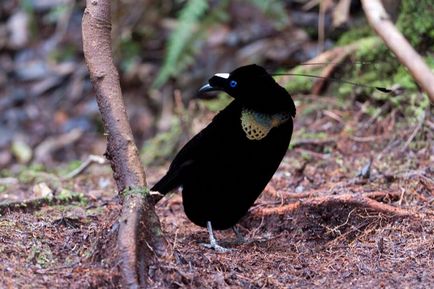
[{"left": 153, "top": 0, "right": 209, "bottom": 88}]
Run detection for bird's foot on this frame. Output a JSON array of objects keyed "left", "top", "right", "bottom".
[
  {"left": 201, "top": 221, "right": 233, "bottom": 253},
  {"left": 232, "top": 226, "right": 245, "bottom": 244},
  {"left": 200, "top": 240, "right": 232, "bottom": 253}
]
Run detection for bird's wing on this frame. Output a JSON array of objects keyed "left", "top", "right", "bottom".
[{"left": 151, "top": 100, "right": 239, "bottom": 193}]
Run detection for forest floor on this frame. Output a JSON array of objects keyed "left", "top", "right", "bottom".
[{"left": 0, "top": 95, "right": 433, "bottom": 288}]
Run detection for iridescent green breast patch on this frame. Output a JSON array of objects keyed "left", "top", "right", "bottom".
[{"left": 240, "top": 108, "right": 291, "bottom": 140}]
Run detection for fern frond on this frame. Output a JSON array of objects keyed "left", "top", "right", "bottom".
[
  {"left": 248, "top": 0, "right": 289, "bottom": 29},
  {"left": 154, "top": 0, "right": 289, "bottom": 88},
  {"left": 153, "top": 0, "right": 209, "bottom": 88}
]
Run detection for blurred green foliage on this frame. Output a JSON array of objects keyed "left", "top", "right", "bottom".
[
  {"left": 279, "top": 66, "right": 323, "bottom": 94},
  {"left": 286, "top": 0, "right": 433, "bottom": 120},
  {"left": 397, "top": 0, "right": 434, "bottom": 49},
  {"left": 153, "top": 0, "right": 217, "bottom": 88},
  {"left": 337, "top": 25, "right": 373, "bottom": 46},
  {"left": 119, "top": 38, "right": 142, "bottom": 71},
  {"left": 198, "top": 93, "right": 233, "bottom": 112},
  {"left": 45, "top": 4, "right": 70, "bottom": 23},
  {"left": 154, "top": 0, "right": 289, "bottom": 88},
  {"left": 248, "top": 0, "right": 289, "bottom": 29},
  {"left": 49, "top": 44, "right": 77, "bottom": 62},
  {"left": 19, "top": 0, "right": 38, "bottom": 40},
  {"left": 141, "top": 118, "right": 182, "bottom": 166}
]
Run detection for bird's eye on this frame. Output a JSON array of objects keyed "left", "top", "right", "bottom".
[{"left": 229, "top": 80, "right": 237, "bottom": 88}]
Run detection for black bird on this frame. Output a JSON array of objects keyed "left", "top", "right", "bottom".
[{"left": 151, "top": 64, "right": 296, "bottom": 251}]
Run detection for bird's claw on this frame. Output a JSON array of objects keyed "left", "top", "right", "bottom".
[
  {"left": 200, "top": 242, "right": 233, "bottom": 253},
  {"left": 232, "top": 226, "right": 245, "bottom": 244}
]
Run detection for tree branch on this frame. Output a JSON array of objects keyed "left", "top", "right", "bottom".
[
  {"left": 82, "top": 1, "right": 166, "bottom": 288},
  {"left": 361, "top": 0, "right": 434, "bottom": 102}
]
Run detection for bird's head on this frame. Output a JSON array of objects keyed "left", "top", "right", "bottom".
[{"left": 198, "top": 64, "right": 296, "bottom": 117}]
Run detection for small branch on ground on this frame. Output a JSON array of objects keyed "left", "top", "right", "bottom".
[
  {"left": 361, "top": 0, "right": 434, "bottom": 102},
  {"left": 63, "top": 155, "right": 107, "bottom": 180},
  {"left": 257, "top": 192, "right": 418, "bottom": 218},
  {"left": 82, "top": 1, "right": 167, "bottom": 288},
  {"left": 363, "top": 191, "right": 401, "bottom": 202}
]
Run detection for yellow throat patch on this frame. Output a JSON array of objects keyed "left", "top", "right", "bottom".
[{"left": 240, "top": 108, "right": 291, "bottom": 140}]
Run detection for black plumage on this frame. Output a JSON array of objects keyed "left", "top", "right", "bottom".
[{"left": 152, "top": 64, "right": 296, "bottom": 250}]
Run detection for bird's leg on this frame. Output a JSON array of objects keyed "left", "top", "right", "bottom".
[
  {"left": 200, "top": 221, "right": 232, "bottom": 253},
  {"left": 207, "top": 221, "right": 218, "bottom": 246},
  {"left": 232, "top": 225, "right": 245, "bottom": 244}
]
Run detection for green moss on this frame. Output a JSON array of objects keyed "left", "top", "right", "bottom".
[
  {"left": 278, "top": 65, "right": 323, "bottom": 95},
  {"left": 119, "top": 37, "right": 141, "bottom": 72},
  {"left": 57, "top": 189, "right": 86, "bottom": 204},
  {"left": 86, "top": 206, "right": 105, "bottom": 217},
  {"left": 141, "top": 118, "right": 182, "bottom": 166},
  {"left": 327, "top": 2, "right": 434, "bottom": 120},
  {"left": 27, "top": 242, "right": 55, "bottom": 268},
  {"left": 120, "top": 186, "right": 150, "bottom": 197},
  {"left": 348, "top": 37, "right": 431, "bottom": 119},
  {"left": 300, "top": 150, "right": 312, "bottom": 161},
  {"left": 56, "top": 160, "right": 82, "bottom": 176},
  {"left": 397, "top": 0, "right": 434, "bottom": 49},
  {"left": 49, "top": 44, "right": 77, "bottom": 62},
  {"left": 289, "top": 128, "right": 328, "bottom": 150},
  {"left": 337, "top": 24, "right": 373, "bottom": 46},
  {"left": 363, "top": 106, "right": 382, "bottom": 118},
  {"left": 18, "top": 170, "right": 61, "bottom": 189},
  {"left": 296, "top": 130, "right": 328, "bottom": 141}
]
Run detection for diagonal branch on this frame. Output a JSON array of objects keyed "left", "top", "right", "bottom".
[{"left": 82, "top": 1, "right": 166, "bottom": 288}]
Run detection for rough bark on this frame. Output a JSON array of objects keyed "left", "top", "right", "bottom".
[
  {"left": 82, "top": 1, "right": 166, "bottom": 288},
  {"left": 361, "top": 0, "right": 434, "bottom": 102}
]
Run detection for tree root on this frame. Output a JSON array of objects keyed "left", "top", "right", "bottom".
[
  {"left": 257, "top": 192, "right": 417, "bottom": 218},
  {"left": 265, "top": 185, "right": 402, "bottom": 201},
  {"left": 117, "top": 194, "right": 166, "bottom": 288}
]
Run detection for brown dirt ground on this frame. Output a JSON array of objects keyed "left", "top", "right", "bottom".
[{"left": 0, "top": 96, "right": 433, "bottom": 288}]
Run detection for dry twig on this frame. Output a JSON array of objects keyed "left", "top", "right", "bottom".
[{"left": 63, "top": 155, "right": 106, "bottom": 179}]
